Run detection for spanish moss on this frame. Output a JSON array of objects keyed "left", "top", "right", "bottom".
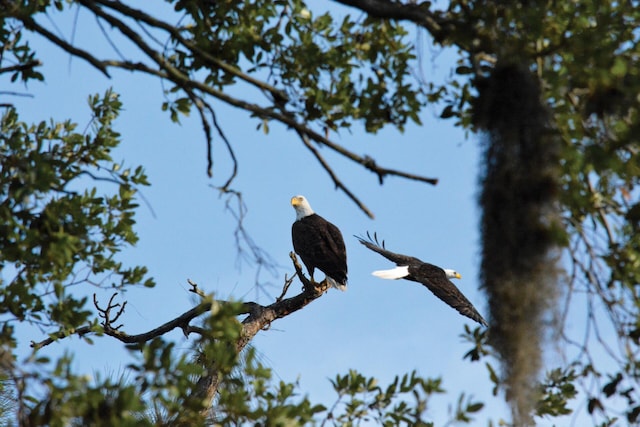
[{"left": 474, "top": 63, "right": 561, "bottom": 426}]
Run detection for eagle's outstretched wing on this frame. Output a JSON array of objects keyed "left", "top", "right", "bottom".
[
  {"left": 355, "top": 233, "right": 422, "bottom": 266},
  {"left": 409, "top": 263, "right": 488, "bottom": 327},
  {"left": 357, "top": 233, "right": 488, "bottom": 327}
]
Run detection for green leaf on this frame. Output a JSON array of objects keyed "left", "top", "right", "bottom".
[{"left": 440, "top": 105, "right": 455, "bottom": 119}]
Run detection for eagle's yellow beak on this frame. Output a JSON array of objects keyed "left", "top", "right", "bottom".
[
  {"left": 291, "top": 196, "right": 303, "bottom": 207},
  {"left": 454, "top": 272, "right": 462, "bottom": 279}
]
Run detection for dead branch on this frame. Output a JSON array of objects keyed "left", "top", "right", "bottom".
[
  {"left": 277, "top": 272, "right": 296, "bottom": 302},
  {"left": 192, "top": 272, "right": 330, "bottom": 416},
  {"left": 297, "top": 130, "right": 376, "bottom": 219},
  {"left": 188, "top": 279, "right": 207, "bottom": 299},
  {"left": 31, "top": 254, "right": 328, "bottom": 355},
  {"left": 30, "top": 251, "right": 334, "bottom": 417}
]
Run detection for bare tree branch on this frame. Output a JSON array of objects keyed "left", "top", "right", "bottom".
[
  {"left": 298, "top": 130, "right": 376, "bottom": 219},
  {"left": 30, "top": 252, "right": 330, "bottom": 416},
  {"left": 0, "top": 59, "right": 41, "bottom": 75},
  {"left": 185, "top": 90, "right": 216, "bottom": 178},
  {"left": 29, "top": 295, "right": 205, "bottom": 350},
  {"left": 30, "top": 254, "right": 325, "bottom": 359},
  {"left": 15, "top": 14, "right": 110, "bottom": 77},
  {"left": 0, "top": 91, "right": 34, "bottom": 98}
]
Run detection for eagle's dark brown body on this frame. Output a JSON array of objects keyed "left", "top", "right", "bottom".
[{"left": 292, "top": 213, "right": 348, "bottom": 288}]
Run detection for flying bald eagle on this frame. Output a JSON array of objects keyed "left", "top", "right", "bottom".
[
  {"left": 357, "top": 234, "right": 487, "bottom": 326},
  {"left": 291, "top": 195, "right": 347, "bottom": 291}
]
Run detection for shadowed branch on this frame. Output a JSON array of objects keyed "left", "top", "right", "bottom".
[{"left": 31, "top": 254, "right": 329, "bottom": 352}]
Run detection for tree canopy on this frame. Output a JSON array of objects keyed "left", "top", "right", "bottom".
[{"left": 2, "top": 0, "right": 640, "bottom": 426}]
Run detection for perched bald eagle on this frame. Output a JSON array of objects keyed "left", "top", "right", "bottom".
[
  {"left": 357, "top": 235, "right": 487, "bottom": 326},
  {"left": 291, "top": 195, "right": 348, "bottom": 291}
]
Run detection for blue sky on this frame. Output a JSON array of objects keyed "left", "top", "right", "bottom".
[{"left": 4, "top": 3, "right": 607, "bottom": 425}]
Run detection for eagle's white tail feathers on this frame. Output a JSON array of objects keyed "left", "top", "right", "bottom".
[
  {"left": 372, "top": 266, "right": 410, "bottom": 280},
  {"left": 326, "top": 277, "right": 347, "bottom": 291}
]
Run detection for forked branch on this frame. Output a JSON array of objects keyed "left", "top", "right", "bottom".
[{"left": 31, "top": 254, "right": 329, "bottom": 352}]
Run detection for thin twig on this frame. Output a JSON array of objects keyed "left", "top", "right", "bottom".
[
  {"left": 297, "top": 130, "right": 375, "bottom": 218},
  {"left": 0, "top": 59, "right": 42, "bottom": 74},
  {"left": 185, "top": 89, "right": 215, "bottom": 178},
  {"left": 277, "top": 273, "right": 296, "bottom": 302},
  {"left": 16, "top": 14, "right": 110, "bottom": 77},
  {"left": 187, "top": 279, "right": 207, "bottom": 299},
  {"left": 205, "top": 102, "right": 238, "bottom": 190}
]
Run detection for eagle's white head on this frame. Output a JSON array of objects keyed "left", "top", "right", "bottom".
[
  {"left": 444, "top": 269, "right": 462, "bottom": 279},
  {"left": 291, "top": 195, "right": 315, "bottom": 220}
]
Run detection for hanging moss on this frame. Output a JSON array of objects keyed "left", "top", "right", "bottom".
[{"left": 474, "top": 63, "right": 562, "bottom": 426}]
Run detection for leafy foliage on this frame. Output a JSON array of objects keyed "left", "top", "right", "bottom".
[
  {"left": 431, "top": 1, "right": 640, "bottom": 423},
  {"left": 0, "top": 90, "right": 153, "bottom": 340},
  {"left": 167, "top": 0, "right": 422, "bottom": 133},
  {"left": 536, "top": 367, "right": 579, "bottom": 418},
  {"left": 0, "top": 91, "right": 156, "bottom": 425},
  {"left": 216, "top": 352, "right": 483, "bottom": 426}
]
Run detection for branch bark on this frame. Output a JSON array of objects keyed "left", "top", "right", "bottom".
[
  {"left": 332, "top": 0, "right": 449, "bottom": 41},
  {"left": 16, "top": 13, "right": 110, "bottom": 77},
  {"left": 31, "top": 252, "right": 329, "bottom": 416},
  {"left": 0, "top": 59, "right": 42, "bottom": 75},
  {"left": 7, "top": 0, "right": 440, "bottom": 218}
]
